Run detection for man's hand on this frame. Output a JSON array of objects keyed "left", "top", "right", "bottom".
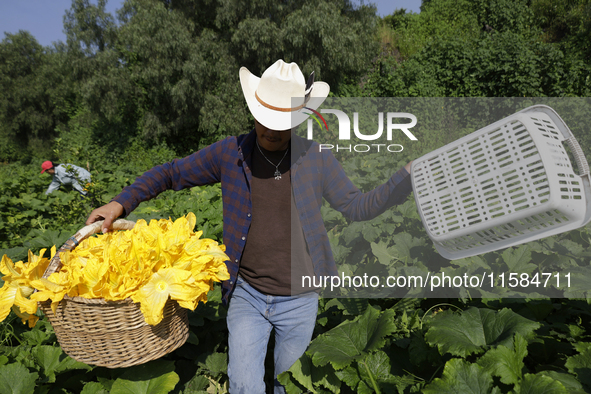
[
  {"left": 405, "top": 161, "right": 413, "bottom": 173},
  {"left": 86, "top": 201, "right": 124, "bottom": 233}
]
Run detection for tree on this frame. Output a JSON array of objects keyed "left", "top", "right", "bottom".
[
  {"left": 64, "top": 0, "right": 118, "bottom": 56},
  {"left": 77, "top": 0, "right": 379, "bottom": 155},
  {"left": 0, "top": 32, "right": 70, "bottom": 162}
]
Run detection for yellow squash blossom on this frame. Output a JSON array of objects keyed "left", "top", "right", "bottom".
[
  {"left": 0, "top": 247, "right": 55, "bottom": 324},
  {"left": 0, "top": 213, "right": 230, "bottom": 326},
  {"left": 131, "top": 268, "right": 202, "bottom": 326}
]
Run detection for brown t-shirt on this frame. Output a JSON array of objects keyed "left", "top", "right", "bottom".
[{"left": 238, "top": 141, "right": 315, "bottom": 295}]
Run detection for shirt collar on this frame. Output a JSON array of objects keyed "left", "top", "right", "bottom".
[{"left": 239, "top": 128, "right": 313, "bottom": 165}]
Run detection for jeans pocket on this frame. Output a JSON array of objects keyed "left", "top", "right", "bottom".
[{"left": 235, "top": 275, "right": 245, "bottom": 286}]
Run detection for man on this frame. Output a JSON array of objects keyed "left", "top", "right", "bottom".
[
  {"left": 86, "top": 59, "right": 412, "bottom": 393},
  {"left": 41, "top": 161, "right": 91, "bottom": 196}
]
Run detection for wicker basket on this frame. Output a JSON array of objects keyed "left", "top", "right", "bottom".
[{"left": 39, "top": 219, "right": 190, "bottom": 369}]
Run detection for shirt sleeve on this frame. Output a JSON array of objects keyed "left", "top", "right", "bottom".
[
  {"left": 112, "top": 139, "right": 225, "bottom": 216},
  {"left": 45, "top": 177, "right": 61, "bottom": 194},
  {"left": 321, "top": 152, "right": 412, "bottom": 221},
  {"left": 71, "top": 180, "right": 87, "bottom": 195}
]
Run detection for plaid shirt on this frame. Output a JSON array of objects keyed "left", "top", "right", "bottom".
[{"left": 113, "top": 129, "right": 412, "bottom": 304}]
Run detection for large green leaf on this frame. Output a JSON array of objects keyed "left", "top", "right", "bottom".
[
  {"left": 281, "top": 355, "right": 314, "bottom": 392},
  {"left": 565, "top": 342, "right": 591, "bottom": 389},
  {"left": 513, "top": 373, "right": 568, "bottom": 394},
  {"left": 391, "top": 232, "right": 425, "bottom": 261},
  {"left": 307, "top": 306, "right": 396, "bottom": 369},
  {"left": 196, "top": 352, "right": 227, "bottom": 378},
  {"left": 33, "top": 346, "right": 63, "bottom": 383},
  {"left": 335, "top": 365, "right": 361, "bottom": 391},
  {"left": 371, "top": 241, "right": 398, "bottom": 265},
  {"left": 0, "top": 362, "right": 38, "bottom": 394},
  {"left": 538, "top": 371, "right": 585, "bottom": 393},
  {"left": 422, "top": 358, "right": 497, "bottom": 394},
  {"left": 425, "top": 307, "right": 540, "bottom": 357},
  {"left": 477, "top": 333, "right": 528, "bottom": 385},
  {"left": 502, "top": 246, "right": 537, "bottom": 274},
  {"left": 110, "top": 360, "right": 179, "bottom": 394},
  {"left": 80, "top": 381, "right": 110, "bottom": 394},
  {"left": 32, "top": 345, "right": 91, "bottom": 383},
  {"left": 324, "top": 298, "right": 369, "bottom": 316},
  {"left": 311, "top": 362, "right": 341, "bottom": 393},
  {"left": 359, "top": 350, "right": 415, "bottom": 393}
]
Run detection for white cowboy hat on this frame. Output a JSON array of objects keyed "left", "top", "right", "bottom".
[{"left": 239, "top": 59, "right": 330, "bottom": 130}]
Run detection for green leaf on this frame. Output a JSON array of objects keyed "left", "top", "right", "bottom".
[
  {"left": 565, "top": 342, "right": 591, "bottom": 389},
  {"left": 0, "top": 363, "right": 39, "bottom": 394},
  {"left": 409, "top": 331, "right": 441, "bottom": 366},
  {"left": 513, "top": 373, "right": 568, "bottom": 394},
  {"left": 311, "top": 362, "right": 342, "bottom": 393},
  {"left": 537, "top": 371, "right": 584, "bottom": 393},
  {"left": 21, "top": 326, "right": 53, "bottom": 347},
  {"left": 32, "top": 344, "right": 90, "bottom": 383},
  {"left": 182, "top": 375, "right": 209, "bottom": 393},
  {"left": 477, "top": 333, "right": 528, "bottom": 385},
  {"left": 451, "top": 255, "right": 490, "bottom": 271},
  {"left": 81, "top": 381, "right": 110, "bottom": 394},
  {"left": 196, "top": 352, "right": 227, "bottom": 378},
  {"left": 422, "top": 358, "right": 494, "bottom": 394},
  {"left": 307, "top": 306, "right": 396, "bottom": 369},
  {"left": 425, "top": 307, "right": 540, "bottom": 357},
  {"left": 32, "top": 345, "right": 64, "bottom": 383},
  {"left": 186, "top": 331, "right": 199, "bottom": 346},
  {"left": 358, "top": 350, "right": 415, "bottom": 393},
  {"left": 359, "top": 350, "right": 391, "bottom": 384},
  {"left": 55, "top": 355, "right": 93, "bottom": 374},
  {"left": 279, "top": 355, "right": 314, "bottom": 392},
  {"left": 502, "top": 246, "right": 537, "bottom": 274},
  {"left": 335, "top": 365, "right": 361, "bottom": 391},
  {"left": 371, "top": 241, "right": 398, "bottom": 265},
  {"left": 110, "top": 360, "right": 179, "bottom": 394},
  {"left": 391, "top": 232, "right": 424, "bottom": 261},
  {"left": 324, "top": 298, "right": 369, "bottom": 315},
  {"left": 361, "top": 223, "right": 381, "bottom": 243}
]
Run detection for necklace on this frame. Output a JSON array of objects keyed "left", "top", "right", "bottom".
[{"left": 255, "top": 138, "right": 289, "bottom": 180}]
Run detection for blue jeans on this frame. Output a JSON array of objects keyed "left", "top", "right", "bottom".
[{"left": 227, "top": 276, "right": 319, "bottom": 394}]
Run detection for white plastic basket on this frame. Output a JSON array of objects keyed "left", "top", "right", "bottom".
[{"left": 411, "top": 105, "right": 591, "bottom": 260}]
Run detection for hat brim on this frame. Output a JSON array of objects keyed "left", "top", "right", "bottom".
[{"left": 240, "top": 67, "right": 330, "bottom": 131}]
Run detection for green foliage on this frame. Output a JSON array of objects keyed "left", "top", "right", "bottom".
[
  {"left": 0, "top": 32, "right": 72, "bottom": 162},
  {"left": 532, "top": 0, "right": 591, "bottom": 59},
  {"left": 64, "top": 0, "right": 117, "bottom": 55},
  {"left": 424, "top": 308, "right": 541, "bottom": 357},
  {"left": 2, "top": 0, "right": 591, "bottom": 392},
  {"left": 109, "top": 360, "right": 179, "bottom": 394},
  {"left": 422, "top": 358, "right": 497, "bottom": 394},
  {"left": 0, "top": 362, "right": 39, "bottom": 394},
  {"left": 381, "top": 0, "right": 480, "bottom": 60},
  {"left": 370, "top": 0, "right": 591, "bottom": 101}
]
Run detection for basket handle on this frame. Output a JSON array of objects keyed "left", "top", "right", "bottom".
[
  {"left": 564, "top": 136, "right": 590, "bottom": 176},
  {"left": 43, "top": 219, "right": 136, "bottom": 279}
]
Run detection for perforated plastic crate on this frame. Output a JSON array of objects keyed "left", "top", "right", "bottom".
[{"left": 411, "top": 105, "right": 591, "bottom": 260}]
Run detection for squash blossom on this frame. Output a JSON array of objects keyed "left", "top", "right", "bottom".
[
  {"left": 0, "top": 247, "right": 55, "bottom": 327},
  {"left": 0, "top": 213, "right": 230, "bottom": 326}
]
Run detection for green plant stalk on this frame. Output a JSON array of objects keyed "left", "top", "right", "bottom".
[{"left": 361, "top": 358, "right": 381, "bottom": 394}]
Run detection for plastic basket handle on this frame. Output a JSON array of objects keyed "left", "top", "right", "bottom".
[
  {"left": 42, "top": 219, "right": 136, "bottom": 279},
  {"left": 564, "top": 136, "right": 590, "bottom": 176}
]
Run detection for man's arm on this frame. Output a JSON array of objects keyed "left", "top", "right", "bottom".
[
  {"left": 45, "top": 178, "right": 61, "bottom": 195},
  {"left": 71, "top": 180, "right": 88, "bottom": 196},
  {"left": 86, "top": 201, "right": 125, "bottom": 233},
  {"left": 86, "top": 138, "right": 227, "bottom": 231},
  {"left": 322, "top": 152, "right": 413, "bottom": 221}
]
